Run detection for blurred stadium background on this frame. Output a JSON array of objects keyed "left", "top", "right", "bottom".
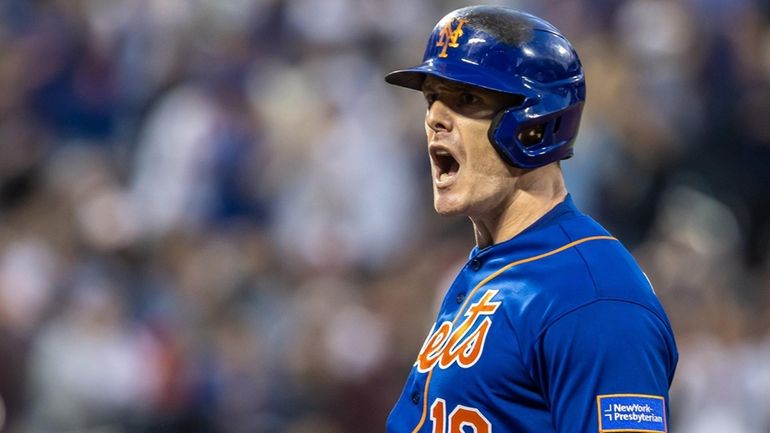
[{"left": 0, "top": 0, "right": 768, "bottom": 432}]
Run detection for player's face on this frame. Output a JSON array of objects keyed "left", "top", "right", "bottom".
[{"left": 422, "top": 76, "right": 522, "bottom": 218}]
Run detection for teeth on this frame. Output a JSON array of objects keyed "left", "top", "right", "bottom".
[
  {"left": 438, "top": 173, "right": 451, "bottom": 182},
  {"left": 436, "top": 150, "right": 450, "bottom": 156}
]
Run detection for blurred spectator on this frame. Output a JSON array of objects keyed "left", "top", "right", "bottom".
[{"left": 25, "top": 272, "right": 162, "bottom": 432}]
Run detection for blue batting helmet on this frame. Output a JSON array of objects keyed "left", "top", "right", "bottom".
[{"left": 385, "top": 6, "right": 586, "bottom": 169}]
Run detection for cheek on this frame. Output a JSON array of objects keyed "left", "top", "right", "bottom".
[{"left": 463, "top": 123, "right": 508, "bottom": 175}]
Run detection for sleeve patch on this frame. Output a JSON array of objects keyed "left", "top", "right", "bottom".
[{"left": 596, "top": 394, "right": 667, "bottom": 432}]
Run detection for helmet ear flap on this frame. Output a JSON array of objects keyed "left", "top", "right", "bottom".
[
  {"left": 488, "top": 109, "right": 553, "bottom": 169},
  {"left": 488, "top": 102, "right": 582, "bottom": 169}
]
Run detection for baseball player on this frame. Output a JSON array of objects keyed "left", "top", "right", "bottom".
[{"left": 384, "top": 6, "right": 678, "bottom": 433}]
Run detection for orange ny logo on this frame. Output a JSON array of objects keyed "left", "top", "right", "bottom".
[{"left": 436, "top": 18, "right": 466, "bottom": 58}]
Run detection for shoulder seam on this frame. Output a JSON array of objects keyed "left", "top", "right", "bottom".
[
  {"left": 557, "top": 221, "right": 601, "bottom": 299},
  {"left": 534, "top": 297, "right": 673, "bottom": 345}
]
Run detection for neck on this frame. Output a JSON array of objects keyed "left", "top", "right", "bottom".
[{"left": 471, "top": 164, "right": 567, "bottom": 249}]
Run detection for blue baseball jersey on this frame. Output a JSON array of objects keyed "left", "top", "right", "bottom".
[{"left": 387, "top": 195, "right": 678, "bottom": 433}]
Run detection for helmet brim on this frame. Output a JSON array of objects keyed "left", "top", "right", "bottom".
[{"left": 384, "top": 60, "right": 534, "bottom": 97}]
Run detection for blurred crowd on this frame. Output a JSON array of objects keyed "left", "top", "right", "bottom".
[{"left": 0, "top": 0, "right": 768, "bottom": 432}]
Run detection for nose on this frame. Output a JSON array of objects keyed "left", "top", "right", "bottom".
[{"left": 425, "top": 99, "right": 452, "bottom": 133}]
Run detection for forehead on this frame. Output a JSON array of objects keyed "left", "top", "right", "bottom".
[
  {"left": 421, "top": 75, "right": 484, "bottom": 93},
  {"left": 421, "top": 75, "right": 524, "bottom": 106},
  {"left": 420, "top": 75, "right": 516, "bottom": 100}
]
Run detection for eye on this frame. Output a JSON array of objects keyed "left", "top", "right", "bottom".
[
  {"left": 458, "top": 92, "right": 480, "bottom": 106},
  {"left": 424, "top": 92, "right": 438, "bottom": 106}
]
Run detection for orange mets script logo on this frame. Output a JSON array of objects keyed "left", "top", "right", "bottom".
[
  {"left": 436, "top": 18, "right": 466, "bottom": 58},
  {"left": 415, "top": 289, "right": 501, "bottom": 372}
]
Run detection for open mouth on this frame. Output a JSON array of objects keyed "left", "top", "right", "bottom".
[{"left": 430, "top": 147, "right": 460, "bottom": 187}]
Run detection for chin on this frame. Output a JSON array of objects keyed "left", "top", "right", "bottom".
[
  {"left": 434, "top": 207, "right": 465, "bottom": 216},
  {"left": 433, "top": 193, "right": 468, "bottom": 216}
]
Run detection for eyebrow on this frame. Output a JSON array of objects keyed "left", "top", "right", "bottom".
[{"left": 422, "top": 80, "right": 473, "bottom": 93}]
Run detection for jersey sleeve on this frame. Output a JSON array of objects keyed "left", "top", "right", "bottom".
[{"left": 531, "top": 299, "right": 678, "bottom": 433}]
